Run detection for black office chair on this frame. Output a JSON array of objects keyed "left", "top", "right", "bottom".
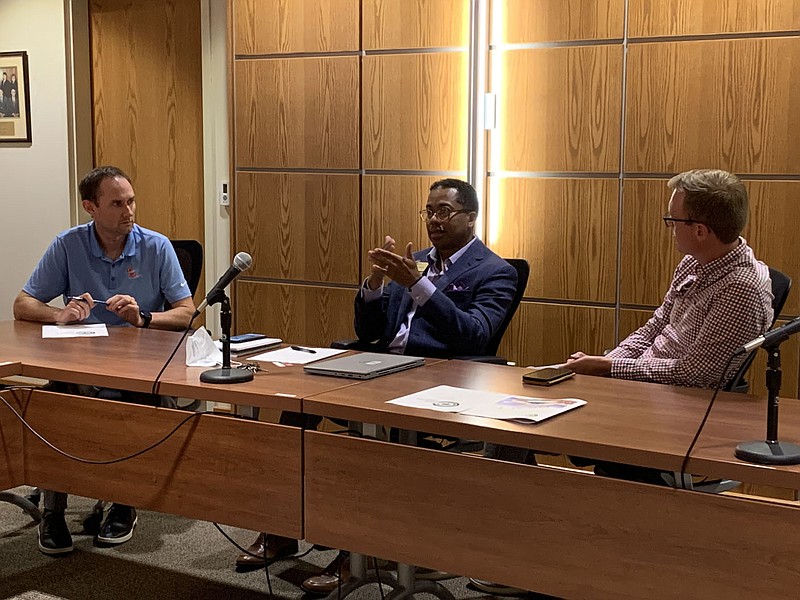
[
  {"left": 333, "top": 258, "right": 530, "bottom": 364},
  {"left": 169, "top": 239, "right": 204, "bottom": 305},
  {"left": 726, "top": 267, "right": 791, "bottom": 393}
]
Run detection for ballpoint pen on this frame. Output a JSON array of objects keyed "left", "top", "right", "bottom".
[
  {"left": 290, "top": 345, "right": 317, "bottom": 354},
  {"left": 68, "top": 296, "right": 108, "bottom": 305}
]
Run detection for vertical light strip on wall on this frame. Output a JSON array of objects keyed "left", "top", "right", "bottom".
[
  {"left": 487, "top": 0, "right": 504, "bottom": 247},
  {"left": 614, "top": 0, "right": 631, "bottom": 344},
  {"left": 468, "top": 0, "right": 489, "bottom": 239}
]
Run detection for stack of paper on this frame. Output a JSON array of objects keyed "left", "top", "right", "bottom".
[
  {"left": 215, "top": 337, "right": 282, "bottom": 355},
  {"left": 248, "top": 347, "right": 346, "bottom": 365}
]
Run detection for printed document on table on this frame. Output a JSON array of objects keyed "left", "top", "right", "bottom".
[
  {"left": 42, "top": 324, "right": 109, "bottom": 338},
  {"left": 248, "top": 347, "right": 346, "bottom": 365},
  {"left": 387, "top": 385, "right": 511, "bottom": 413},
  {"left": 461, "top": 396, "right": 586, "bottom": 424},
  {"left": 387, "top": 384, "right": 586, "bottom": 423}
]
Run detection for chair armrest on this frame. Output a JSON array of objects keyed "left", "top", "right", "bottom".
[{"left": 330, "top": 339, "right": 379, "bottom": 351}]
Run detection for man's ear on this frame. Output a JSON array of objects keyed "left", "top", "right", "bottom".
[
  {"left": 82, "top": 199, "right": 96, "bottom": 217},
  {"left": 695, "top": 222, "right": 713, "bottom": 242}
]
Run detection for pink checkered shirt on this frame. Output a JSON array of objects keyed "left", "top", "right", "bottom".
[{"left": 608, "top": 239, "right": 773, "bottom": 388}]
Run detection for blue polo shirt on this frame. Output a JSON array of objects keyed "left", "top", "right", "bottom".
[{"left": 23, "top": 223, "right": 191, "bottom": 326}]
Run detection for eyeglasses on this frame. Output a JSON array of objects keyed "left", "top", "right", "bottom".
[
  {"left": 419, "top": 207, "right": 471, "bottom": 222},
  {"left": 662, "top": 216, "right": 698, "bottom": 228}
]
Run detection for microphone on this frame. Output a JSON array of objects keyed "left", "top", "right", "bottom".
[
  {"left": 195, "top": 252, "right": 252, "bottom": 314},
  {"left": 735, "top": 316, "right": 800, "bottom": 356}
]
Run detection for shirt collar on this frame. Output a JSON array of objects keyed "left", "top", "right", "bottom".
[
  {"left": 87, "top": 222, "right": 138, "bottom": 262},
  {"left": 694, "top": 237, "right": 747, "bottom": 277},
  {"left": 427, "top": 236, "right": 477, "bottom": 274}
]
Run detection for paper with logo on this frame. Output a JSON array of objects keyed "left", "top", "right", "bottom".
[
  {"left": 42, "top": 324, "right": 109, "bottom": 338},
  {"left": 387, "top": 384, "right": 586, "bottom": 423},
  {"left": 461, "top": 396, "right": 586, "bottom": 424},
  {"left": 387, "top": 385, "right": 509, "bottom": 413}
]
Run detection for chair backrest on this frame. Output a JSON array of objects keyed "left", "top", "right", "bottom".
[
  {"left": 484, "top": 258, "right": 530, "bottom": 357},
  {"left": 170, "top": 240, "right": 203, "bottom": 297},
  {"left": 726, "top": 266, "right": 792, "bottom": 392}
]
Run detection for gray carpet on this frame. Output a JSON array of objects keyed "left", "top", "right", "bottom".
[{"left": 0, "top": 487, "right": 548, "bottom": 600}]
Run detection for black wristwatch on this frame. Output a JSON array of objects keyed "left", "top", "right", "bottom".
[{"left": 138, "top": 310, "right": 152, "bottom": 328}]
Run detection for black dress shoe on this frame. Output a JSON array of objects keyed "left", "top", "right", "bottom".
[
  {"left": 38, "top": 509, "right": 73, "bottom": 556},
  {"left": 96, "top": 504, "right": 137, "bottom": 545},
  {"left": 235, "top": 533, "right": 298, "bottom": 571},
  {"left": 301, "top": 551, "right": 351, "bottom": 595}
]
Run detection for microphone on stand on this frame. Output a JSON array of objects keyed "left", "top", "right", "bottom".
[
  {"left": 734, "top": 317, "right": 800, "bottom": 465},
  {"left": 194, "top": 252, "right": 252, "bottom": 316},
  {"left": 734, "top": 316, "right": 800, "bottom": 356},
  {"left": 197, "top": 252, "right": 255, "bottom": 385}
]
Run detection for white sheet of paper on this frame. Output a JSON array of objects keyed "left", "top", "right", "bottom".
[
  {"left": 42, "top": 324, "right": 109, "bottom": 339},
  {"left": 387, "top": 385, "right": 509, "bottom": 412},
  {"left": 248, "top": 346, "right": 346, "bottom": 365},
  {"left": 461, "top": 396, "right": 586, "bottom": 423}
]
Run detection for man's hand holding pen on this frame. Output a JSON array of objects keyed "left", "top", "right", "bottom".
[
  {"left": 62, "top": 293, "right": 143, "bottom": 327},
  {"left": 56, "top": 292, "right": 95, "bottom": 324}
]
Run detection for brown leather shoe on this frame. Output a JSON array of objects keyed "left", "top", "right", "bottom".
[
  {"left": 301, "top": 552, "right": 351, "bottom": 595},
  {"left": 235, "top": 533, "right": 298, "bottom": 571}
]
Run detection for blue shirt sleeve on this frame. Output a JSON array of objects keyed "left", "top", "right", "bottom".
[{"left": 22, "top": 237, "right": 70, "bottom": 303}]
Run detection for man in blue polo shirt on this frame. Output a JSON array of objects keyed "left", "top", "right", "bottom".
[{"left": 13, "top": 165, "right": 195, "bottom": 556}]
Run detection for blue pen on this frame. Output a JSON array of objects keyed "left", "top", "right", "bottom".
[{"left": 68, "top": 296, "right": 108, "bottom": 305}]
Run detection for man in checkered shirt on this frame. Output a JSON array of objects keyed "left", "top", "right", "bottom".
[{"left": 567, "top": 169, "right": 773, "bottom": 388}]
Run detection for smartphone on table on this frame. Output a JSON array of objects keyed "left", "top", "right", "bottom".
[
  {"left": 229, "top": 333, "right": 267, "bottom": 344},
  {"left": 522, "top": 367, "right": 575, "bottom": 386}
]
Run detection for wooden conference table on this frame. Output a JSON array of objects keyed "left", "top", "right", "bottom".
[{"left": 1, "top": 321, "right": 800, "bottom": 598}]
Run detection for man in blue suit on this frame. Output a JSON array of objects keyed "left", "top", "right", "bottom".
[
  {"left": 236, "top": 180, "right": 519, "bottom": 589},
  {"left": 355, "top": 178, "right": 517, "bottom": 358},
  {"left": 296, "top": 179, "right": 518, "bottom": 594}
]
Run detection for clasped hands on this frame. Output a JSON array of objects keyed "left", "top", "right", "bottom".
[
  {"left": 58, "top": 292, "right": 144, "bottom": 327},
  {"left": 564, "top": 351, "right": 613, "bottom": 376},
  {"left": 366, "top": 235, "right": 420, "bottom": 290}
]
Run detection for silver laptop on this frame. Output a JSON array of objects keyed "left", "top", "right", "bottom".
[{"left": 304, "top": 352, "right": 425, "bottom": 380}]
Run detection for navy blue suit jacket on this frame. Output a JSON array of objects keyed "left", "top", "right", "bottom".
[{"left": 354, "top": 238, "right": 517, "bottom": 358}]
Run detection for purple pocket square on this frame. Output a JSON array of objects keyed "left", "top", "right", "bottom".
[{"left": 445, "top": 283, "right": 469, "bottom": 292}]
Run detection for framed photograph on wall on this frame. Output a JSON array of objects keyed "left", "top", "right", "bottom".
[{"left": 0, "top": 51, "right": 32, "bottom": 144}]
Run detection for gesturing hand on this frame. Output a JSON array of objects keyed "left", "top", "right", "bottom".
[
  {"left": 368, "top": 241, "right": 420, "bottom": 289},
  {"left": 366, "top": 235, "right": 397, "bottom": 290}
]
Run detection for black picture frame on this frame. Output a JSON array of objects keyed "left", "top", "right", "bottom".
[{"left": 0, "top": 51, "right": 32, "bottom": 144}]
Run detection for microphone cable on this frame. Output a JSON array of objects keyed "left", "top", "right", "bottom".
[
  {"left": 0, "top": 385, "right": 207, "bottom": 465},
  {"left": 212, "top": 522, "right": 316, "bottom": 596},
  {"left": 677, "top": 352, "right": 739, "bottom": 489},
  {"left": 151, "top": 314, "right": 198, "bottom": 397}
]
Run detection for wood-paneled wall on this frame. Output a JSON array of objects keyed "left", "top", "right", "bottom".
[
  {"left": 487, "top": 0, "right": 800, "bottom": 395},
  {"left": 231, "top": 0, "right": 800, "bottom": 394},
  {"left": 231, "top": 0, "right": 468, "bottom": 348},
  {"left": 90, "top": 0, "right": 205, "bottom": 309}
]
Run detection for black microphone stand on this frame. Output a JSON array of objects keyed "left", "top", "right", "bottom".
[
  {"left": 735, "top": 343, "right": 800, "bottom": 465},
  {"left": 199, "top": 292, "right": 254, "bottom": 384}
]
